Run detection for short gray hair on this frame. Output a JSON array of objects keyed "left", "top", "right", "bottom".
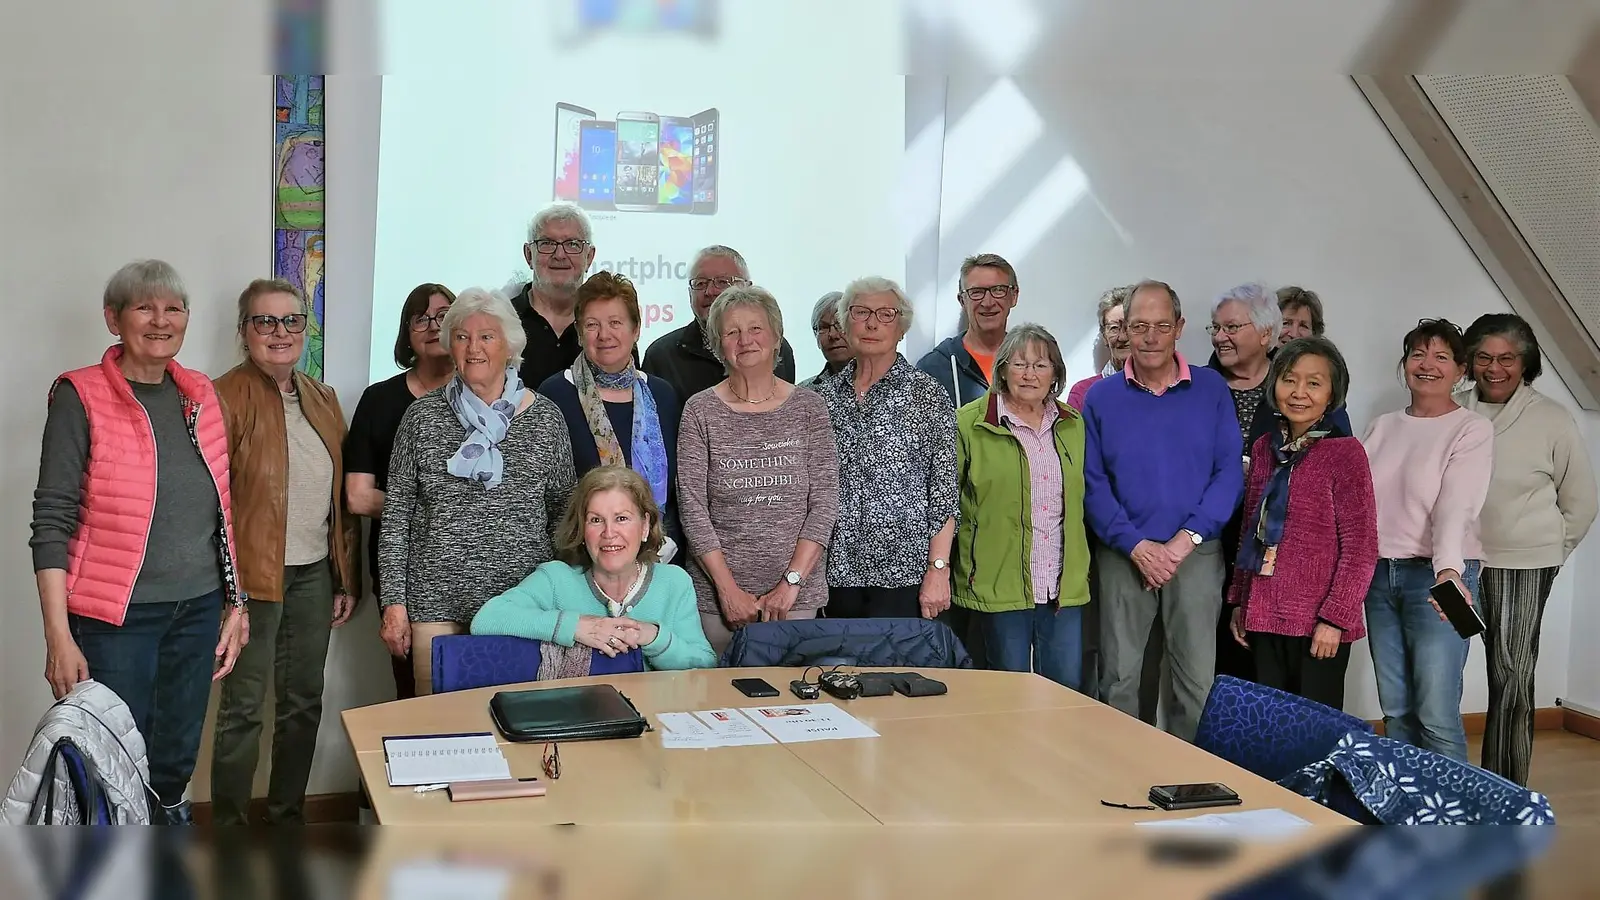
[
  {"left": 836, "top": 276, "right": 915, "bottom": 332},
  {"left": 1096, "top": 285, "right": 1134, "bottom": 331},
  {"left": 526, "top": 202, "right": 593, "bottom": 243},
  {"left": 690, "top": 245, "right": 750, "bottom": 280},
  {"left": 811, "top": 291, "right": 843, "bottom": 331},
  {"left": 1212, "top": 282, "right": 1281, "bottom": 343},
  {"left": 1122, "top": 279, "right": 1182, "bottom": 323},
  {"left": 993, "top": 324, "right": 1067, "bottom": 400},
  {"left": 104, "top": 259, "right": 188, "bottom": 314},
  {"left": 958, "top": 253, "right": 1019, "bottom": 292},
  {"left": 704, "top": 284, "right": 784, "bottom": 369},
  {"left": 443, "top": 287, "right": 528, "bottom": 368}
]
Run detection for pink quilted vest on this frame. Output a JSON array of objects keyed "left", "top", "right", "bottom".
[{"left": 55, "top": 346, "right": 240, "bottom": 626}]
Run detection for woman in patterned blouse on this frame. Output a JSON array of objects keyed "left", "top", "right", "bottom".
[{"left": 820, "top": 276, "right": 960, "bottom": 620}]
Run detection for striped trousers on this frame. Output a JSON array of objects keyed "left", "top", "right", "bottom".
[{"left": 1479, "top": 565, "right": 1560, "bottom": 786}]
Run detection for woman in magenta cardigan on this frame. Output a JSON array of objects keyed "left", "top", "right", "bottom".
[{"left": 1228, "top": 337, "right": 1377, "bottom": 710}]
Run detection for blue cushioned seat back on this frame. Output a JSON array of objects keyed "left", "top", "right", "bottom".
[{"left": 431, "top": 635, "right": 644, "bottom": 693}]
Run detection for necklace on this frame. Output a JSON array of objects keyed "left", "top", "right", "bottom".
[{"left": 730, "top": 380, "right": 778, "bottom": 404}]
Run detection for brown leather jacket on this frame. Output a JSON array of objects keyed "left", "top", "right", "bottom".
[{"left": 213, "top": 360, "right": 360, "bottom": 602}]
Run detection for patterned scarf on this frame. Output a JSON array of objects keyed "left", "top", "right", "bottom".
[
  {"left": 444, "top": 366, "right": 524, "bottom": 490},
  {"left": 569, "top": 356, "right": 670, "bottom": 509},
  {"left": 535, "top": 564, "right": 654, "bottom": 681},
  {"left": 1237, "top": 412, "right": 1350, "bottom": 576}
]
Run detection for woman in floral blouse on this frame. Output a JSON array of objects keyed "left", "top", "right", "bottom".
[{"left": 820, "top": 276, "right": 960, "bottom": 620}]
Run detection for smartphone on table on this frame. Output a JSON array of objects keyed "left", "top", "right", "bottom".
[
  {"left": 731, "top": 677, "right": 779, "bottom": 698},
  {"left": 578, "top": 120, "right": 616, "bottom": 210},
  {"left": 1149, "top": 782, "right": 1242, "bottom": 811},
  {"left": 614, "top": 111, "right": 661, "bottom": 211},
  {"left": 691, "top": 107, "right": 719, "bottom": 215},
  {"left": 657, "top": 115, "right": 694, "bottom": 212},
  {"left": 552, "top": 103, "right": 594, "bottom": 202}
]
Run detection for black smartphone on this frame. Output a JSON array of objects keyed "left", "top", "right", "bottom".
[
  {"left": 731, "top": 677, "right": 779, "bottom": 698},
  {"left": 552, "top": 103, "right": 595, "bottom": 202},
  {"left": 690, "top": 107, "right": 719, "bottom": 215},
  {"left": 1149, "top": 783, "right": 1242, "bottom": 811},
  {"left": 577, "top": 120, "right": 616, "bottom": 210},
  {"left": 1429, "top": 579, "right": 1486, "bottom": 639}
]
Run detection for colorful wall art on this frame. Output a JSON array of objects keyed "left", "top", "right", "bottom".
[{"left": 274, "top": 75, "right": 325, "bottom": 379}]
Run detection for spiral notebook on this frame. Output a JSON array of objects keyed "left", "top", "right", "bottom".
[{"left": 382, "top": 732, "right": 512, "bottom": 787}]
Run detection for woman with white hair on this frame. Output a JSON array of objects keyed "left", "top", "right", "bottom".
[
  {"left": 378, "top": 287, "right": 576, "bottom": 694},
  {"left": 676, "top": 285, "right": 840, "bottom": 655},
  {"left": 801, "top": 290, "right": 853, "bottom": 388},
  {"left": 820, "top": 276, "right": 960, "bottom": 621}
]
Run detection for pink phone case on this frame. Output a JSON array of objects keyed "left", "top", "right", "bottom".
[{"left": 447, "top": 778, "right": 547, "bottom": 802}]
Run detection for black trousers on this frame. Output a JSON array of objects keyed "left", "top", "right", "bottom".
[{"left": 1249, "top": 632, "right": 1351, "bottom": 710}]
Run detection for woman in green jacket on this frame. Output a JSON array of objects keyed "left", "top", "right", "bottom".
[{"left": 953, "top": 324, "right": 1090, "bottom": 689}]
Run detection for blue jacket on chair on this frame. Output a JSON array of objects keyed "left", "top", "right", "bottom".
[{"left": 721, "top": 618, "right": 973, "bottom": 669}]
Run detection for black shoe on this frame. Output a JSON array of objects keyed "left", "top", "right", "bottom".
[{"left": 153, "top": 800, "right": 194, "bottom": 825}]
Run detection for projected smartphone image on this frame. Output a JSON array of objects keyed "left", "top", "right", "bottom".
[
  {"left": 578, "top": 120, "right": 616, "bottom": 210},
  {"left": 566, "top": 0, "right": 719, "bottom": 38},
  {"left": 552, "top": 103, "right": 595, "bottom": 202},
  {"left": 657, "top": 116, "right": 693, "bottom": 211},
  {"left": 691, "top": 107, "right": 719, "bottom": 215},
  {"left": 614, "top": 112, "right": 661, "bottom": 211}
]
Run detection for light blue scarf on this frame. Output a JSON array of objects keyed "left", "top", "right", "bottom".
[{"left": 445, "top": 366, "right": 524, "bottom": 490}]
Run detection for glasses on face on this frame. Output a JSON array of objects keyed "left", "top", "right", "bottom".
[
  {"left": 409, "top": 311, "right": 447, "bottom": 332},
  {"left": 1205, "top": 322, "right": 1253, "bottom": 337},
  {"left": 962, "top": 284, "right": 1017, "bottom": 302},
  {"left": 1127, "top": 322, "right": 1176, "bottom": 336},
  {"left": 542, "top": 742, "right": 561, "bottom": 780},
  {"left": 688, "top": 276, "right": 748, "bottom": 292},
  {"left": 1006, "top": 360, "right": 1054, "bottom": 375},
  {"left": 1475, "top": 352, "right": 1519, "bottom": 368},
  {"left": 249, "top": 314, "right": 308, "bottom": 335},
  {"left": 530, "top": 238, "right": 590, "bottom": 256},
  {"left": 1102, "top": 323, "right": 1125, "bottom": 337},
  {"left": 814, "top": 320, "right": 842, "bottom": 335},
  {"left": 848, "top": 305, "right": 900, "bottom": 325}
]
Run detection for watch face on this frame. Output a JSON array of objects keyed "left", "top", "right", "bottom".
[{"left": 786, "top": 572, "right": 801, "bottom": 585}]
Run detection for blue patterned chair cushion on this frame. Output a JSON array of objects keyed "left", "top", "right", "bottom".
[
  {"left": 1279, "top": 730, "right": 1556, "bottom": 825},
  {"left": 1193, "top": 675, "right": 1373, "bottom": 782},
  {"left": 431, "top": 635, "right": 644, "bottom": 694}
]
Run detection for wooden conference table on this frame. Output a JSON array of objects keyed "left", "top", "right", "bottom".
[{"left": 342, "top": 666, "right": 1349, "bottom": 832}]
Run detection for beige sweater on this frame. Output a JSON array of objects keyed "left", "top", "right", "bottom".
[{"left": 1458, "top": 383, "right": 1597, "bottom": 569}]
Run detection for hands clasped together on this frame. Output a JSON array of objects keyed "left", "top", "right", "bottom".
[
  {"left": 1130, "top": 532, "right": 1199, "bottom": 591},
  {"left": 574, "top": 615, "right": 660, "bottom": 657}
]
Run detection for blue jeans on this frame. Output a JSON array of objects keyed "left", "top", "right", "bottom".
[
  {"left": 1364, "top": 558, "right": 1479, "bottom": 762},
  {"left": 69, "top": 589, "right": 224, "bottom": 809},
  {"left": 978, "top": 603, "right": 1084, "bottom": 691}
]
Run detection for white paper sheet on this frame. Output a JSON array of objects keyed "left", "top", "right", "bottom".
[
  {"left": 382, "top": 733, "right": 512, "bottom": 786},
  {"left": 741, "top": 703, "right": 880, "bottom": 744},
  {"left": 1136, "top": 808, "right": 1312, "bottom": 839},
  {"left": 657, "top": 709, "right": 776, "bottom": 748},
  {"left": 387, "top": 862, "right": 512, "bottom": 900}
]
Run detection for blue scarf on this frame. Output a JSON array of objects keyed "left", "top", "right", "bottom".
[
  {"left": 1237, "top": 412, "right": 1349, "bottom": 575},
  {"left": 570, "top": 357, "right": 671, "bottom": 510},
  {"left": 444, "top": 366, "right": 524, "bottom": 490}
]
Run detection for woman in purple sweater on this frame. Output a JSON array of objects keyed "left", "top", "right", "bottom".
[{"left": 1228, "top": 337, "right": 1378, "bottom": 709}]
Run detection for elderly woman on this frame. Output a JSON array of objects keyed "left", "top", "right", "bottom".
[
  {"left": 1227, "top": 338, "right": 1378, "bottom": 709},
  {"left": 820, "top": 276, "right": 960, "bottom": 621},
  {"left": 1067, "top": 285, "right": 1133, "bottom": 411},
  {"left": 472, "top": 467, "right": 715, "bottom": 674},
  {"left": 677, "top": 285, "right": 839, "bottom": 655},
  {"left": 345, "top": 282, "right": 456, "bottom": 700},
  {"left": 1277, "top": 286, "right": 1325, "bottom": 346},
  {"left": 29, "top": 260, "right": 247, "bottom": 824},
  {"left": 379, "top": 287, "right": 576, "bottom": 694},
  {"left": 1458, "top": 313, "right": 1597, "bottom": 784},
  {"left": 801, "top": 291, "right": 852, "bottom": 388},
  {"left": 1362, "top": 318, "right": 1493, "bottom": 762},
  {"left": 210, "top": 278, "right": 361, "bottom": 825},
  {"left": 538, "top": 272, "right": 682, "bottom": 560},
  {"left": 953, "top": 325, "right": 1089, "bottom": 688}
]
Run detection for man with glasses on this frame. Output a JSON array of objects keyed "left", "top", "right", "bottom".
[
  {"left": 801, "top": 291, "right": 852, "bottom": 388},
  {"left": 512, "top": 202, "right": 597, "bottom": 390},
  {"left": 1081, "top": 280, "right": 1242, "bottom": 743},
  {"left": 642, "top": 245, "right": 795, "bottom": 399},
  {"left": 916, "top": 253, "right": 1021, "bottom": 408}
]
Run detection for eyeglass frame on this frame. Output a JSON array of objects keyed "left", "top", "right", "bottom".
[
  {"left": 248, "top": 314, "right": 309, "bottom": 335},
  {"left": 814, "top": 320, "right": 843, "bottom": 335},
  {"left": 847, "top": 305, "right": 902, "bottom": 325},
  {"left": 688, "top": 276, "right": 750, "bottom": 292},
  {"left": 1005, "top": 360, "right": 1055, "bottom": 374},
  {"left": 1126, "top": 321, "right": 1177, "bottom": 336},
  {"left": 409, "top": 311, "right": 448, "bottom": 332},
  {"left": 1204, "top": 322, "right": 1255, "bottom": 337},
  {"left": 542, "top": 742, "right": 560, "bottom": 780},
  {"left": 527, "top": 238, "right": 591, "bottom": 256},
  {"left": 961, "top": 284, "right": 1017, "bottom": 302}
]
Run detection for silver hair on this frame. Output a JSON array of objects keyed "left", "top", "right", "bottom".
[
  {"left": 992, "top": 323, "right": 1067, "bottom": 400},
  {"left": 689, "top": 245, "right": 750, "bottom": 280},
  {"left": 836, "top": 276, "right": 915, "bottom": 333},
  {"left": 1096, "top": 285, "right": 1134, "bottom": 331},
  {"left": 704, "top": 284, "right": 784, "bottom": 370},
  {"left": 1211, "top": 282, "right": 1281, "bottom": 343},
  {"left": 810, "top": 291, "right": 843, "bottom": 331},
  {"left": 1122, "top": 279, "right": 1182, "bottom": 323},
  {"left": 104, "top": 259, "right": 188, "bottom": 314},
  {"left": 443, "top": 287, "right": 528, "bottom": 368},
  {"left": 526, "top": 202, "right": 594, "bottom": 243}
]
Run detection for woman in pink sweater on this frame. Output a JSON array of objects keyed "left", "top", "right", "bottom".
[
  {"left": 1228, "top": 337, "right": 1377, "bottom": 710},
  {"left": 1360, "top": 319, "right": 1493, "bottom": 763}
]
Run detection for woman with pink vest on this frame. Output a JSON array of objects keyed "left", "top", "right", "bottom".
[{"left": 28, "top": 260, "right": 249, "bottom": 825}]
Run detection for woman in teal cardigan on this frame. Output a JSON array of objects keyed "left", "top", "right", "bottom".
[
  {"left": 472, "top": 467, "right": 716, "bottom": 676},
  {"left": 953, "top": 324, "right": 1091, "bottom": 690}
]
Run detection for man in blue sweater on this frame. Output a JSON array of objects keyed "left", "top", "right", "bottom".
[{"left": 1081, "top": 280, "right": 1243, "bottom": 742}]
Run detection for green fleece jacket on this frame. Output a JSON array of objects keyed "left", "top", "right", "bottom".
[
  {"left": 952, "top": 393, "right": 1090, "bottom": 613},
  {"left": 471, "top": 561, "right": 716, "bottom": 670}
]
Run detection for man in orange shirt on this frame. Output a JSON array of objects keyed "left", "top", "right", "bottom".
[{"left": 916, "top": 253, "right": 1019, "bottom": 408}]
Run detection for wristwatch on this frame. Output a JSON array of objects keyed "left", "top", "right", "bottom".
[
  {"left": 784, "top": 570, "right": 804, "bottom": 586},
  {"left": 1184, "top": 530, "right": 1203, "bottom": 546},
  {"left": 929, "top": 558, "right": 948, "bottom": 571}
]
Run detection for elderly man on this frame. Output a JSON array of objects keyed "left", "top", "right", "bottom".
[
  {"left": 801, "top": 291, "right": 852, "bottom": 388},
  {"left": 511, "top": 202, "right": 596, "bottom": 390},
  {"left": 1081, "top": 280, "right": 1243, "bottom": 742},
  {"left": 642, "top": 245, "right": 795, "bottom": 399},
  {"left": 916, "top": 252, "right": 1020, "bottom": 407}
]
